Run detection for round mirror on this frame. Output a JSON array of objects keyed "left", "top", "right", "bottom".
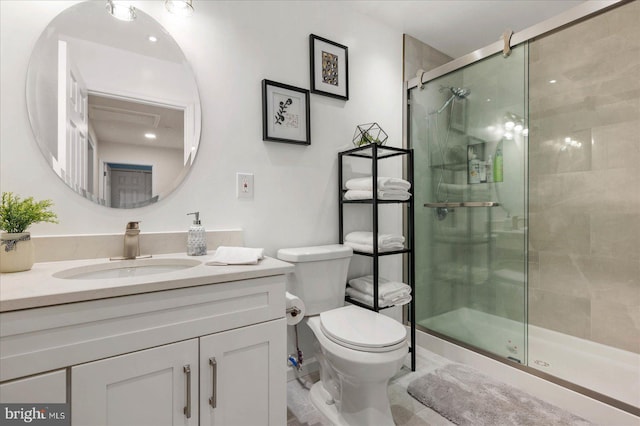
[{"left": 26, "top": 1, "right": 201, "bottom": 209}]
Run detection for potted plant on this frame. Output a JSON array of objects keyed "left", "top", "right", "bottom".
[
  {"left": 0, "top": 192, "right": 58, "bottom": 273},
  {"left": 352, "top": 122, "right": 388, "bottom": 147}
]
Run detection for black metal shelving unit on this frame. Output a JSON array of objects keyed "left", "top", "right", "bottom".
[{"left": 338, "top": 143, "right": 416, "bottom": 371}]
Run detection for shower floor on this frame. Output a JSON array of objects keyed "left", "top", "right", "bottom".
[{"left": 420, "top": 307, "right": 640, "bottom": 409}]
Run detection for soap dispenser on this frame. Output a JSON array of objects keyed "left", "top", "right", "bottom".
[{"left": 186, "top": 212, "right": 207, "bottom": 256}]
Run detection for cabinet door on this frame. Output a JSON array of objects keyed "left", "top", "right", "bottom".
[
  {"left": 0, "top": 369, "right": 66, "bottom": 403},
  {"left": 72, "top": 339, "right": 198, "bottom": 426},
  {"left": 200, "top": 318, "right": 286, "bottom": 426}
]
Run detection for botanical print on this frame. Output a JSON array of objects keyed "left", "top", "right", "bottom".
[
  {"left": 274, "top": 96, "right": 292, "bottom": 125},
  {"left": 273, "top": 94, "right": 298, "bottom": 129},
  {"left": 322, "top": 51, "right": 339, "bottom": 86}
]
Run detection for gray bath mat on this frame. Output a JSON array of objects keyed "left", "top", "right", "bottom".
[{"left": 407, "top": 363, "right": 593, "bottom": 426}]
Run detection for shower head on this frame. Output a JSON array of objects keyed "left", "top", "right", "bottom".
[
  {"left": 428, "top": 86, "right": 471, "bottom": 115},
  {"left": 435, "top": 87, "right": 470, "bottom": 114},
  {"left": 450, "top": 87, "right": 470, "bottom": 99}
]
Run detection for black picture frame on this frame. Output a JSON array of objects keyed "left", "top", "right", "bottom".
[
  {"left": 309, "top": 34, "right": 349, "bottom": 101},
  {"left": 262, "top": 79, "right": 311, "bottom": 145}
]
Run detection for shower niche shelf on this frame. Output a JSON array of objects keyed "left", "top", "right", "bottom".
[{"left": 338, "top": 143, "right": 416, "bottom": 371}]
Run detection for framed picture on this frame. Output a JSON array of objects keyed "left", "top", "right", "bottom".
[
  {"left": 262, "top": 79, "right": 310, "bottom": 145},
  {"left": 309, "top": 34, "right": 349, "bottom": 100}
]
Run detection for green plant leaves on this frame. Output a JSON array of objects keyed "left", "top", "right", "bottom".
[{"left": 0, "top": 192, "right": 58, "bottom": 233}]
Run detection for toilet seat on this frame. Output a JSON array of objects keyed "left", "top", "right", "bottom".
[{"left": 320, "top": 305, "right": 407, "bottom": 353}]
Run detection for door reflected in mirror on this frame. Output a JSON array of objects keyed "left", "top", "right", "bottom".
[{"left": 26, "top": 1, "right": 201, "bottom": 209}]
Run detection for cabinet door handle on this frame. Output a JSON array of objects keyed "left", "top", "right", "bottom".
[
  {"left": 183, "top": 364, "right": 192, "bottom": 419},
  {"left": 209, "top": 357, "right": 217, "bottom": 408}
]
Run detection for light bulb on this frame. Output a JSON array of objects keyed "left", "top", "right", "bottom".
[
  {"left": 165, "top": 0, "right": 194, "bottom": 16},
  {"left": 106, "top": 1, "right": 136, "bottom": 21}
]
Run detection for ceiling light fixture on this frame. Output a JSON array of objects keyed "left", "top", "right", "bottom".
[
  {"left": 144, "top": 133, "right": 157, "bottom": 140},
  {"left": 165, "top": 0, "right": 194, "bottom": 17},
  {"left": 148, "top": 35, "right": 158, "bottom": 43},
  {"left": 105, "top": 0, "right": 136, "bottom": 21}
]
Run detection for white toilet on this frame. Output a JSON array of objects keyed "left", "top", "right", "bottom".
[{"left": 277, "top": 244, "right": 408, "bottom": 426}]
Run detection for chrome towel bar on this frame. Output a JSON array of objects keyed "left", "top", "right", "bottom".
[{"left": 424, "top": 201, "right": 500, "bottom": 208}]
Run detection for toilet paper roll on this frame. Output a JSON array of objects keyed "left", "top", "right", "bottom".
[{"left": 285, "top": 292, "right": 306, "bottom": 325}]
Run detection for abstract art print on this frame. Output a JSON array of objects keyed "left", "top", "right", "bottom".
[
  {"left": 262, "top": 79, "right": 310, "bottom": 145},
  {"left": 310, "top": 34, "right": 349, "bottom": 100}
]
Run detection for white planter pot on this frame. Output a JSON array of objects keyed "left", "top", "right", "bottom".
[{"left": 0, "top": 232, "right": 35, "bottom": 273}]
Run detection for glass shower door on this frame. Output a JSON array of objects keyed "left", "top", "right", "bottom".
[{"left": 409, "top": 45, "right": 528, "bottom": 363}]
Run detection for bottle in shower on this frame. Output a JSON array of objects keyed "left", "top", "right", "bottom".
[{"left": 494, "top": 142, "right": 503, "bottom": 182}]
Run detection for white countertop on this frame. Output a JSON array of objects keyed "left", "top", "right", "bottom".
[{"left": 0, "top": 252, "right": 294, "bottom": 312}]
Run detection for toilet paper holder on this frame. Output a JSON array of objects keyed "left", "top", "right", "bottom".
[{"left": 286, "top": 306, "right": 301, "bottom": 317}]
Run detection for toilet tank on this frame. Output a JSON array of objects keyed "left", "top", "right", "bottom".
[{"left": 277, "top": 244, "right": 353, "bottom": 315}]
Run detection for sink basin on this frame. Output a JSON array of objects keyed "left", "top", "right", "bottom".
[{"left": 53, "top": 258, "right": 202, "bottom": 280}]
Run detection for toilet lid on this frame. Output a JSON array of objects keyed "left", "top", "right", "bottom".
[{"left": 320, "top": 305, "right": 407, "bottom": 352}]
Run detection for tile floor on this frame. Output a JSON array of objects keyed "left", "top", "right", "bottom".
[{"left": 286, "top": 346, "right": 457, "bottom": 426}]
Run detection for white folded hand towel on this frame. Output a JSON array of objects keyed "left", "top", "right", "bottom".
[
  {"left": 206, "top": 246, "right": 264, "bottom": 265},
  {"left": 348, "top": 275, "right": 412, "bottom": 301},
  {"left": 378, "top": 190, "right": 411, "bottom": 200},
  {"left": 345, "top": 176, "right": 411, "bottom": 191},
  {"left": 343, "top": 241, "right": 403, "bottom": 253},
  {"left": 345, "top": 231, "right": 405, "bottom": 248},
  {"left": 344, "top": 190, "right": 372, "bottom": 200},
  {"left": 344, "top": 189, "right": 411, "bottom": 201},
  {"left": 346, "top": 286, "right": 412, "bottom": 308}
]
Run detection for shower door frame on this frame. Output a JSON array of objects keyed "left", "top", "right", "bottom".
[
  {"left": 404, "top": 0, "right": 622, "bottom": 93},
  {"left": 402, "top": 0, "right": 639, "bottom": 417}
]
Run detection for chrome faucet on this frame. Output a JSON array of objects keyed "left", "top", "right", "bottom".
[
  {"left": 122, "top": 221, "right": 141, "bottom": 259},
  {"left": 109, "top": 222, "right": 151, "bottom": 261}
]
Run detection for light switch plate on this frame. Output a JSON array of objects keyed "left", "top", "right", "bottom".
[{"left": 236, "top": 173, "right": 254, "bottom": 199}]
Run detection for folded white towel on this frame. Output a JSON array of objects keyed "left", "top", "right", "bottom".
[
  {"left": 345, "top": 176, "right": 411, "bottom": 191},
  {"left": 206, "top": 246, "right": 264, "bottom": 265},
  {"left": 344, "top": 231, "right": 405, "bottom": 248},
  {"left": 348, "top": 275, "right": 412, "bottom": 301},
  {"left": 344, "top": 189, "right": 411, "bottom": 201},
  {"left": 343, "top": 241, "right": 404, "bottom": 253},
  {"left": 346, "top": 286, "right": 412, "bottom": 308}
]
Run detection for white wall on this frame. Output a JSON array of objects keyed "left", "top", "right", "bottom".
[
  {"left": 68, "top": 37, "right": 197, "bottom": 106},
  {"left": 0, "top": 0, "right": 403, "bottom": 257}
]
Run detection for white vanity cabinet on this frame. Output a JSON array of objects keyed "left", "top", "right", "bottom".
[
  {"left": 0, "top": 268, "right": 290, "bottom": 426},
  {"left": 72, "top": 339, "right": 200, "bottom": 426},
  {"left": 71, "top": 319, "right": 285, "bottom": 426},
  {"left": 199, "top": 319, "right": 285, "bottom": 425},
  {"left": 0, "top": 370, "right": 67, "bottom": 403}
]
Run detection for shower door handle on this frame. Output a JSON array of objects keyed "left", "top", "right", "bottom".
[{"left": 424, "top": 201, "right": 500, "bottom": 208}]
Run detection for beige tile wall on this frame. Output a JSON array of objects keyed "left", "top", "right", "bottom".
[
  {"left": 528, "top": 0, "right": 640, "bottom": 354},
  {"left": 403, "top": 34, "right": 452, "bottom": 81}
]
